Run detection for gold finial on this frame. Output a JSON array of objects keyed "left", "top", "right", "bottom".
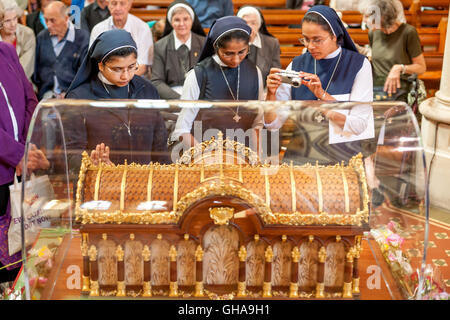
[
  {"left": 254, "top": 234, "right": 260, "bottom": 242},
  {"left": 88, "top": 245, "right": 97, "bottom": 261},
  {"left": 142, "top": 245, "right": 151, "bottom": 261},
  {"left": 195, "top": 245, "right": 204, "bottom": 261},
  {"left": 130, "top": 233, "right": 135, "bottom": 240},
  {"left": 282, "top": 235, "right": 287, "bottom": 242},
  {"left": 291, "top": 246, "right": 300, "bottom": 263},
  {"left": 81, "top": 235, "right": 88, "bottom": 257},
  {"left": 238, "top": 246, "right": 247, "bottom": 262},
  {"left": 157, "top": 234, "right": 162, "bottom": 240},
  {"left": 265, "top": 246, "right": 273, "bottom": 262},
  {"left": 116, "top": 245, "right": 124, "bottom": 261},
  {"left": 209, "top": 207, "right": 234, "bottom": 225},
  {"left": 346, "top": 247, "right": 355, "bottom": 263},
  {"left": 102, "top": 233, "right": 107, "bottom": 240},
  {"left": 336, "top": 235, "right": 341, "bottom": 242},
  {"left": 169, "top": 245, "right": 177, "bottom": 262},
  {"left": 184, "top": 234, "right": 189, "bottom": 241},
  {"left": 309, "top": 235, "right": 314, "bottom": 243},
  {"left": 318, "top": 246, "right": 327, "bottom": 263}
]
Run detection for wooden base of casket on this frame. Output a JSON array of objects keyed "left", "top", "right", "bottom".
[{"left": 76, "top": 134, "right": 370, "bottom": 299}]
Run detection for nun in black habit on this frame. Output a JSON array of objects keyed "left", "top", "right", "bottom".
[
  {"left": 66, "top": 29, "right": 160, "bottom": 100},
  {"left": 63, "top": 29, "right": 170, "bottom": 172},
  {"left": 170, "top": 16, "right": 265, "bottom": 149}
]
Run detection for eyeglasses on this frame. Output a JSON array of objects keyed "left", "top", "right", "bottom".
[
  {"left": 104, "top": 62, "right": 139, "bottom": 75},
  {"left": 299, "top": 37, "right": 331, "bottom": 47},
  {"left": 218, "top": 47, "right": 249, "bottom": 59}
]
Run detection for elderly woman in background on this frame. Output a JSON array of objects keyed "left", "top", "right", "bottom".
[
  {"left": 150, "top": 0, "right": 205, "bottom": 99},
  {"left": 236, "top": 5, "right": 281, "bottom": 86},
  {"left": 0, "top": 0, "right": 36, "bottom": 80},
  {"left": 360, "top": 0, "right": 425, "bottom": 101},
  {"left": 0, "top": 1, "right": 40, "bottom": 287}
]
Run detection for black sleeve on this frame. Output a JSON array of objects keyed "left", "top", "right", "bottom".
[{"left": 151, "top": 112, "right": 170, "bottom": 164}]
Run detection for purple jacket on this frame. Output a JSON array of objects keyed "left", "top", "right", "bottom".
[
  {"left": 0, "top": 42, "right": 38, "bottom": 269},
  {"left": 0, "top": 42, "right": 37, "bottom": 185}
]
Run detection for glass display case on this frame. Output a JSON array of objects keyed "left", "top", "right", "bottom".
[{"left": 10, "top": 99, "right": 440, "bottom": 300}]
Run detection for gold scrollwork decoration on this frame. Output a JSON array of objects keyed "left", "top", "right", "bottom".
[{"left": 209, "top": 207, "right": 234, "bottom": 225}]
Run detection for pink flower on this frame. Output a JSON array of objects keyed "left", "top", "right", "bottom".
[
  {"left": 386, "top": 234, "right": 404, "bottom": 248},
  {"left": 388, "top": 252, "right": 398, "bottom": 262},
  {"left": 387, "top": 221, "right": 397, "bottom": 232}
]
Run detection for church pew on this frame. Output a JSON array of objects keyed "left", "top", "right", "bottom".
[
  {"left": 279, "top": 47, "right": 442, "bottom": 95},
  {"left": 268, "top": 18, "right": 447, "bottom": 53},
  {"left": 129, "top": 7, "right": 448, "bottom": 28}
]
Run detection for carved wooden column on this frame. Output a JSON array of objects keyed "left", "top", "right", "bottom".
[
  {"left": 263, "top": 245, "right": 273, "bottom": 298},
  {"left": 88, "top": 245, "right": 99, "bottom": 297},
  {"left": 353, "top": 237, "right": 362, "bottom": 294},
  {"left": 315, "top": 246, "right": 326, "bottom": 298},
  {"left": 289, "top": 246, "right": 300, "bottom": 298},
  {"left": 343, "top": 247, "right": 355, "bottom": 299},
  {"left": 116, "top": 244, "right": 126, "bottom": 297},
  {"left": 194, "top": 245, "right": 204, "bottom": 297},
  {"left": 81, "top": 233, "right": 90, "bottom": 294},
  {"left": 169, "top": 245, "right": 178, "bottom": 297},
  {"left": 237, "top": 245, "right": 247, "bottom": 297},
  {"left": 142, "top": 245, "right": 152, "bottom": 297}
]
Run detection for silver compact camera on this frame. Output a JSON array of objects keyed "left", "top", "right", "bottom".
[{"left": 274, "top": 70, "right": 302, "bottom": 87}]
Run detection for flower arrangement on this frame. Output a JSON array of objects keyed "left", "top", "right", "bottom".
[
  {"left": 26, "top": 241, "right": 60, "bottom": 298},
  {"left": 371, "top": 221, "right": 415, "bottom": 297},
  {"left": 371, "top": 220, "right": 448, "bottom": 300},
  {"left": 418, "top": 264, "right": 449, "bottom": 300}
]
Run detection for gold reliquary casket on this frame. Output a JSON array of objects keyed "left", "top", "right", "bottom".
[{"left": 76, "top": 132, "right": 369, "bottom": 299}]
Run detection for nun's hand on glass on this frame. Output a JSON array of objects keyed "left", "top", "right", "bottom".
[
  {"left": 384, "top": 65, "right": 402, "bottom": 95},
  {"left": 299, "top": 72, "right": 324, "bottom": 99},
  {"left": 90, "top": 143, "right": 113, "bottom": 166},
  {"left": 266, "top": 68, "right": 283, "bottom": 95}
]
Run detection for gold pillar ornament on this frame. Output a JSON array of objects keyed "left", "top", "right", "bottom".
[
  {"left": 290, "top": 246, "right": 300, "bottom": 298},
  {"left": 169, "top": 282, "right": 179, "bottom": 298},
  {"left": 237, "top": 281, "right": 247, "bottom": 298},
  {"left": 316, "top": 246, "right": 326, "bottom": 299},
  {"left": 263, "top": 246, "right": 273, "bottom": 298},
  {"left": 88, "top": 245, "right": 98, "bottom": 296},
  {"left": 194, "top": 245, "right": 204, "bottom": 297},
  {"left": 90, "top": 280, "right": 99, "bottom": 297},
  {"left": 343, "top": 282, "right": 353, "bottom": 299},
  {"left": 237, "top": 245, "right": 247, "bottom": 297},
  {"left": 116, "top": 245, "right": 124, "bottom": 262},
  {"left": 169, "top": 245, "right": 178, "bottom": 297},
  {"left": 82, "top": 276, "right": 90, "bottom": 292},
  {"left": 142, "top": 282, "right": 152, "bottom": 297},
  {"left": 352, "top": 278, "right": 360, "bottom": 295},
  {"left": 315, "top": 283, "right": 325, "bottom": 299},
  {"left": 117, "top": 281, "right": 126, "bottom": 297},
  {"left": 194, "top": 281, "right": 204, "bottom": 297},
  {"left": 343, "top": 247, "right": 355, "bottom": 298},
  {"left": 142, "top": 245, "right": 152, "bottom": 296},
  {"left": 88, "top": 245, "right": 97, "bottom": 262},
  {"left": 289, "top": 283, "right": 299, "bottom": 298}
]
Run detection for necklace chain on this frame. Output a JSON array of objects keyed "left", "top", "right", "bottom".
[
  {"left": 219, "top": 65, "right": 241, "bottom": 122},
  {"left": 314, "top": 49, "right": 342, "bottom": 95}
]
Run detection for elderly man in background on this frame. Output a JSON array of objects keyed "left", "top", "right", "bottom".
[
  {"left": 0, "top": 0, "right": 35, "bottom": 80},
  {"left": 80, "top": 0, "right": 110, "bottom": 33},
  {"left": 33, "top": 1, "right": 89, "bottom": 100},
  {"left": 26, "top": 0, "right": 54, "bottom": 36},
  {"left": 89, "top": 0, "right": 153, "bottom": 76}
]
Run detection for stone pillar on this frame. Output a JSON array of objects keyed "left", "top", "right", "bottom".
[{"left": 419, "top": 11, "right": 450, "bottom": 210}]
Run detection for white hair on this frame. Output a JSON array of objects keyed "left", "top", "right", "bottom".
[
  {"left": 236, "top": 6, "right": 261, "bottom": 29},
  {"left": 0, "top": 0, "right": 23, "bottom": 17}
]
